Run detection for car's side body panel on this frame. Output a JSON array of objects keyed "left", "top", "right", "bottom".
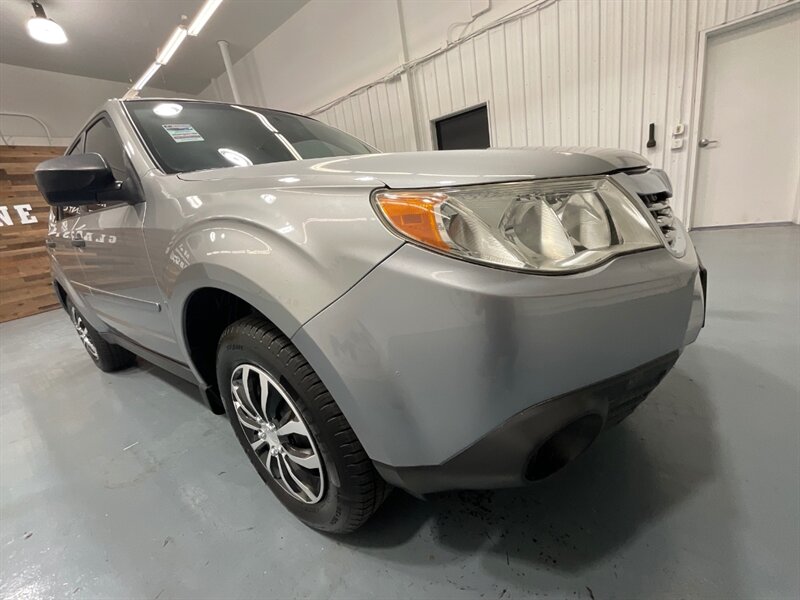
[{"left": 69, "top": 201, "right": 180, "bottom": 357}]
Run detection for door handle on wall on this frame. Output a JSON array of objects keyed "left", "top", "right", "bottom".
[
  {"left": 71, "top": 239, "right": 86, "bottom": 248},
  {"left": 646, "top": 123, "right": 656, "bottom": 148},
  {"left": 698, "top": 138, "right": 718, "bottom": 148}
]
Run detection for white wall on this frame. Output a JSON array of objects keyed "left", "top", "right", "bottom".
[
  {"left": 194, "top": 0, "right": 796, "bottom": 223},
  {"left": 204, "top": 0, "right": 400, "bottom": 111},
  {"left": 201, "top": 0, "right": 531, "bottom": 111},
  {"left": 0, "top": 63, "right": 194, "bottom": 147}
]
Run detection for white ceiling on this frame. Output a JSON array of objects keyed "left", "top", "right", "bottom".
[{"left": 0, "top": 0, "right": 309, "bottom": 94}]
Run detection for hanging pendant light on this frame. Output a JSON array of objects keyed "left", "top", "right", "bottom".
[{"left": 26, "top": 1, "right": 67, "bottom": 45}]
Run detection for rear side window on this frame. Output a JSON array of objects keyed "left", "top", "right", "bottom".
[{"left": 125, "top": 100, "right": 377, "bottom": 174}]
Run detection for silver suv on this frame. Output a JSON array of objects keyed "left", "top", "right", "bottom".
[{"left": 36, "top": 99, "right": 706, "bottom": 532}]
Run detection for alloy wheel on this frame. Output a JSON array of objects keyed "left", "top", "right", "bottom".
[
  {"left": 230, "top": 363, "right": 325, "bottom": 504},
  {"left": 70, "top": 306, "right": 99, "bottom": 360}
]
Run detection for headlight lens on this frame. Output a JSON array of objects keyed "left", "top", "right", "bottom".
[{"left": 373, "top": 177, "right": 663, "bottom": 273}]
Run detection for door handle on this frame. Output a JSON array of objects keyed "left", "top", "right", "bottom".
[
  {"left": 698, "top": 138, "right": 718, "bottom": 148},
  {"left": 71, "top": 238, "right": 86, "bottom": 248},
  {"left": 45, "top": 239, "right": 56, "bottom": 249}
]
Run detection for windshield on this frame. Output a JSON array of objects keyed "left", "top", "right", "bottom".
[{"left": 125, "top": 100, "right": 378, "bottom": 174}]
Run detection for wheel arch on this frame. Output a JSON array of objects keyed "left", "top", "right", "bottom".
[
  {"left": 52, "top": 279, "right": 68, "bottom": 311},
  {"left": 174, "top": 265, "right": 302, "bottom": 409}
]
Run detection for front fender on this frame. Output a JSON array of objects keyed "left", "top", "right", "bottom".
[
  {"left": 155, "top": 211, "right": 402, "bottom": 376},
  {"left": 142, "top": 172, "right": 403, "bottom": 382}
]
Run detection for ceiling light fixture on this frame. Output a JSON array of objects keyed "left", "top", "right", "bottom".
[
  {"left": 156, "top": 26, "right": 188, "bottom": 65},
  {"left": 187, "top": 0, "right": 224, "bottom": 36},
  {"left": 125, "top": 0, "right": 224, "bottom": 98},
  {"left": 131, "top": 62, "right": 162, "bottom": 92},
  {"left": 26, "top": 1, "right": 67, "bottom": 45}
]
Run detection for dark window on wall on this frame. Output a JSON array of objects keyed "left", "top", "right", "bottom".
[{"left": 434, "top": 105, "right": 490, "bottom": 150}]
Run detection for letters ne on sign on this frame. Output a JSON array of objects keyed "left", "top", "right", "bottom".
[{"left": 0, "top": 204, "right": 38, "bottom": 226}]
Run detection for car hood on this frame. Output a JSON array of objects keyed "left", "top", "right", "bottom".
[{"left": 177, "top": 147, "right": 649, "bottom": 189}]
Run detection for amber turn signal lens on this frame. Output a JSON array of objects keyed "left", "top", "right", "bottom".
[{"left": 373, "top": 192, "right": 450, "bottom": 250}]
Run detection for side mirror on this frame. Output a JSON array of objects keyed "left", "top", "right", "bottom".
[{"left": 34, "top": 153, "right": 120, "bottom": 206}]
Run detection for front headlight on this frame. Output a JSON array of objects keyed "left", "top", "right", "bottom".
[{"left": 372, "top": 177, "right": 663, "bottom": 273}]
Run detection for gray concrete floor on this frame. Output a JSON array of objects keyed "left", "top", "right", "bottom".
[{"left": 1, "top": 225, "right": 798, "bottom": 600}]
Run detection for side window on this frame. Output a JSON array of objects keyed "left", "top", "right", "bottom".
[
  {"left": 82, "top": 118, "right": 127, "bottom": 212},
  {"left": 84, "top": 118, "right": 126, "bottom": 178},
  {"left": 57, "top": 135, "right": 84, "bottom": 220},
  {"left": 67, "top": 136, "right": 84, "bottom": 155}
]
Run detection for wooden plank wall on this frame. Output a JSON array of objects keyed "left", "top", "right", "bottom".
[{"left": 0, "top": 145, "right": 66, "bottom": 322}]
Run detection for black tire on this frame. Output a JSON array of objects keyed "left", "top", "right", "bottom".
[
  {"left": 216, "top": 315, "right": 389, "bottom": 533},
  {"left": 65, "top": 298, "right": 136, "bottom": 372}
]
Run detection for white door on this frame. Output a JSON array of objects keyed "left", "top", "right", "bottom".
[{"left": 693, "top": 5, "right": 800, "bottom": 228}]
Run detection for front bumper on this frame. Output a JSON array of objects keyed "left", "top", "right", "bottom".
[
  {"left": 292, "top": 239, "right": 704, "bottom": 491},
  {"left": 374, "top": 351, "right": 679, "bottom": 494}
]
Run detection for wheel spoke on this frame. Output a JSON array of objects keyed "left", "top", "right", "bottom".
[
  {"left": 275, "top": 451, "right": 288, "bottom": 484},
  {"left": 233, "top": 386, "right": 260, "bottom": 423},
  {"left": 240, "top": 365, "right": 261, "bottom": 419},
  {"left": 279, "top": 454, "right": 316, "bottom": 500},
  {"left": 258, "top": 370, "right": 270, "bottom": 421},
  {"left": 231, "top": 376, "right": 259, "bottom": 422},
  {"left": 276, "top": 418, "right": 306, "bottom": 438},
  {"left": 235, "top": 406, "right": 261, "bottom": 431},
  {"left": 84, "top": 338, "right": 96, "bottom": 357},
  {"left": 251, "top": 438, "right": 268, "bottom": 452},
  {"left": 264, "top": 450, "right": 274, "bottom": 472},
  {"left": 284, "top": 447, "right": 320, "bottom": 470}
]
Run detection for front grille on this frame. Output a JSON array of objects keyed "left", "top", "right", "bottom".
[{"left": 639, "top": 191, "right": 676, "bottom": 247}]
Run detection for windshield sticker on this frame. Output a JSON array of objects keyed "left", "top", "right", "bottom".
[{"left": 162, "top": 124, "right": 204, "bottom": 143}]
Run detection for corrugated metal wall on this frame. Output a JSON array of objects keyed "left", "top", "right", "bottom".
[
  {"left": 319, "top": 77, "right": 418, "bottom": 154},
  {"left": 313, "top": 0, "right": 791, "bottom": 221}
]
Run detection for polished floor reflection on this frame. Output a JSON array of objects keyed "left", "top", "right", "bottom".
[{"left": 1, "top": 225, "right": 798, "bottom": 599}]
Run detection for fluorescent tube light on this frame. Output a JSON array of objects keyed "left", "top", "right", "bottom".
[
  {"left": 156, "top": 26, "right": 188, "bottom": 65},
  {"left": 125, "top": 0, "right": 224, "bottom": 97},
  {"left": 187, "top": 0, "right": 224, "bottom": 36},
  {"left": 132, "top": 62, "right": 162, "bottom": 91}
]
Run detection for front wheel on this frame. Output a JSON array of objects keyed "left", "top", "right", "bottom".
[{"left": 216, "top": 316, "right": 389, "bottom": 533}]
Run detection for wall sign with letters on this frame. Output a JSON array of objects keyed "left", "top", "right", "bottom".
[
  {"left": 0, "top": 144, "right": 66, "bottom": 322},
  {"left": 0, "top": 204, "right": 39, "bottom": 226}
]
